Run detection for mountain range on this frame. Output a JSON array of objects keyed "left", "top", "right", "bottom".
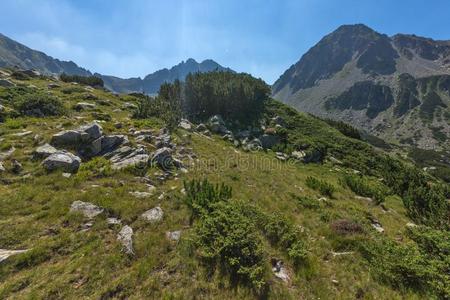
[
  {"left": 0, "top": 33, "right": 232, "bottom": 95},
  {"left": 272, "top": 24, "right": 450, "bottom": 150},
  {"left": 96, "top": 59, "right": 233, "bottom": 94},
  {"left": 1, "top": 26, "right": 450, "bottom": 151}
]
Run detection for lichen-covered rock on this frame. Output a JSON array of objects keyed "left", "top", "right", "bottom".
[
  {"left": 51, "top": 130, "right": 83, "bottom": 147},
  {"left": 0, "top": 249, "right": 28, "bottom": 263},
  {"left": 151, "top": 147, "right": 173, "bottom": 169},
  {"left": 43, "top": 151, "right": 81, "bottom": 173},
  {"left": 166, "top": 230, "right": 181, "bottom": 242},
  {"left": 80, "top": 123, "right": 102, "bottom": 140},
  {"left": 33, "top": 143, "right": 58, "bottom": 159},
  {"left": 70, "top": 201, "right": 104, "bottom": 219},
  {"left": 141, "top": 206, "right": 164, "bottom": 223},
  {"left": 117, "top": 225, "right": 134, "bottom": 255}
]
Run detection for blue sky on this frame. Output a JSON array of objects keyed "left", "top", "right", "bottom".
[{"left": 1, "top": 0, "right": 450, "bottom": 83}]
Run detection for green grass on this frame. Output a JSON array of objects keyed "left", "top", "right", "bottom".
[{"left": 0, "top": 72, "right": 446, "bottom": 299}]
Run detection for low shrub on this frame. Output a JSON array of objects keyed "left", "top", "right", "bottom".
[
  {"left": 260, "top": 213, "right": 307, "bottom": 265},
  {"left": 14, "top": 93, "right": 66, "bottom": 117},
  {"left": 195, "top": 201, "right": 268, "bottom": 291},
  {"left": 361, "top": 227, "right": 450, "bottom": 298},
  {"left": 305, "top": 176, "right": 335, "bottom": 198},
  {"left": 341, "top": 174, "right": 388, "bottom": 204},
  {"left": 133, "top": 95, "right": 181, "bottom": 130},
  {"left": 183, "top": 179, "right": 232, "bottom": 220},
  {"left": 60, "top": 73, "right": 104, "bottom": 87}
]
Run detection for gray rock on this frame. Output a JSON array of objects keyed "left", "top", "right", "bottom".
[
  {"left": 272, "top": 259, "right": 290, "bottom": 283},
  {"left": 47, "top": 83, "right": 60, "bottom": 89},
  {"left": 42, "top": 151, "right": 81, "bottom": 173},
  {"left": 112, "top": 153, "right": 149, "bottom": 170},
  {"left": 151, "top": 147, "right": 173, "bottom": 169},
  {"left": 141, "top": 206, "right": 164, "bottom": 223},
  {"left": 33, "top": 143, "right": 58, "bottom": 159},
  {"left": 70, "top": 201, "right": 104, "bottom": 219},
  {"left": 129, "top": 191, "right": 153, "bottom": 198},
  {"left": 0, "top": 162, "right": 5, "bottom": 172},
  {"left": 259, "top": 134, "right": 280, "bottom": 149},
  {"left": 11, "top": 159, "right": 23, "bottom": 174},
  {"left": 74, "top": 102, "right": 96, "bottom": 111},
  {"left": 107, "top": 217, "right": 122, "bottom": 225},
  {"left": 196, "top": 123, "right": 207, "bottom": 132},
  {"left": 246, "top": 138, "right": 262, "bottom": 151},
  {"left": 13, "top": 131, "right": 33, "bottom": 137},
  {"left": 179, "top": 119, "right": 193, "bottom": 131},
  {"left": 122, "top": 102, "right": 137, "bottom": 109},
  {"left": 166, "top": 230, "right": 181, "bottom": 242},
  {"left": 117, "top": 225, "right": 134, "bottom": 255},
  {"left": 272, "top": 116, "right": 286, "bottom": 127},
  {"left": 0, "top": 249, "right": 28, "bottom": 263},
  {"left": 291, "top": 150, "right": 306, "bottom": 160},
  {"left": 51, "top": 130, "right": 83, "bottom": 147},
  {"left": 101, "top": 135, "right": 127, "bottom": 153},
  {"left": 208, "top": 115, "right": 228, "bottom": 134},
  {"left": 80, "top": 123, "right": 103, "bottom": 140}
]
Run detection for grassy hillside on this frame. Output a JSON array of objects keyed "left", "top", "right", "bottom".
[{"left": 0, "top": 70, "right": 448, "bottom": 299}]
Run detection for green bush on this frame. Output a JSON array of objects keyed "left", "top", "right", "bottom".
[
  {"left": 305, "top": 176, "right": 335, "bottom": 198},
  {"left": 292, "top": 194, "right": 320, "bottom": 209},
  {"left": 341, "top": 174, "right": 388, "bottom": 204},
  {"left": 195, "top": 201, "right": 268, "bottom": 291},
  {"left": 133, "top": 94, "right": 181, "bottom": 130},
  {"left": 323, "top": 118, "right": 361, "bottom": 140},
  {"left": 183, "top": 178, "right": 232, "bottom": 220},
  {"left": 378, "top": 157, "right": 449, "bottom": 229},
  {"left": 14, "top": 93, "right": 65, "bottom": 117},
  {"left": 361, "top": 227, "right": 450, "bottom": 298},
  {"left": 259, "top": 213, "right": 307, "bottom": 265},
  {"left": 60, "top": 73, "right": 104, "bottom": 87}
]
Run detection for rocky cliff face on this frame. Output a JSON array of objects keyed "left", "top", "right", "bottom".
[{"left": 273, "top": 24, "right": 450, "bottom": 150}]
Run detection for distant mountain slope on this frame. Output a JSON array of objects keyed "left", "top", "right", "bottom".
[
  {"left": 0, "top": 33, "right": 91, "bottom": 76},
  {"left": 0, "top": 33, "right": 233, "bottom": 95},
  {"left": 273, "top": 24, "right": 450, "bottom": 150},
  {"left": 97, "top": 58, "right": 234, "bottom": 94}
]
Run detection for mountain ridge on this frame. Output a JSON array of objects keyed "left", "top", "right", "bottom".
[
  {"left": 272, "top": 24, "right": 450, "bottom": 151},
  {"left": 0, "top": 33, "right": 233, "bottom": 95}
]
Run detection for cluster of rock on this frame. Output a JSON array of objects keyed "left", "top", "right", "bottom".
[
  {"left": 184, "top": 115, "right": 323, "bottom": 163},
  {"left": 33, "top": 122, "right": 190, "bottom": 174},
  {"left": 69, "top": 200, "right": 180, "bottom": 255}
]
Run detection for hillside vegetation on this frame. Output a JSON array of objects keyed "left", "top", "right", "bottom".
[{"left": 0, "top": 69, "right": 449, "bottom": 299}]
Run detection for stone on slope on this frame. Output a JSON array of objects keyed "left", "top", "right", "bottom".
[
  {"left": 272, "top": 259, "right": 290, "bottom": 283},
  {"left": 101, "top": 135, "right": 127, "bottom": 153},
  {"left": 74, "top": 102, "right": 96, "bottom": 111},
  {"left": 259, "top": 134, "right": 280, "bottom": 149},
  {"left": 42, "top": 151, "right": 81, "bottom": 173},
  {"left": 141, "top": 206, "right": 164, "bottom": 223},
  {"left": 117, "top": 225, "right": 134, "bottom": 255},
  {"left": 0, "top": 249, "right": 28, "bottom": 263},
  {"left": 80, "top": 123, "right": 102, "bottom": 140},
  {"left": 166, "top": 230, "right": 181, "bottom": 242},
  {"left": 70, "top": 201, "right": 104, "bottom": 219},
  {"left": 179, "top": 119, "right": 193, "bottom": 131},
  {"left": 151, "top": 147, "right": 173, "bottom": 169},
  {"left": 33, "top": 143, "right": 58, "bottom": 159},
  {"left": 51, "top": 130, "right": 83, "bottom": 147}
]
